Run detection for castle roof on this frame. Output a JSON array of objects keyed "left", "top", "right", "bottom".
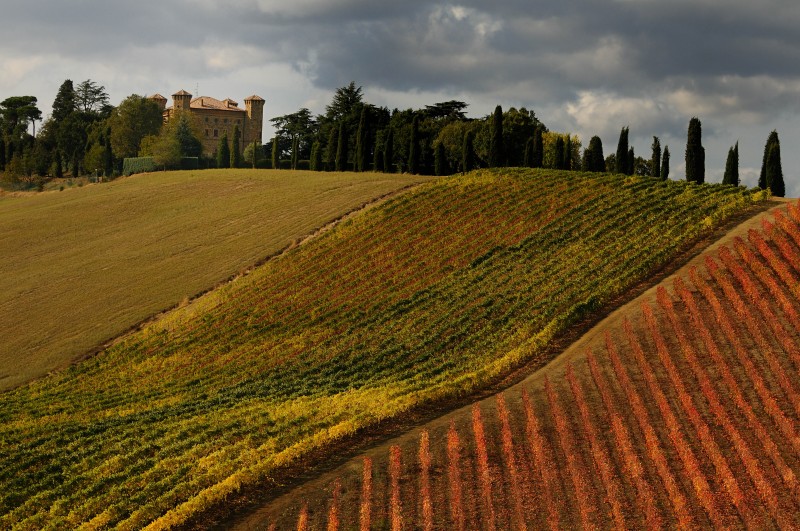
[
  {"left": 245, "top": 94, "right": 265, "bottom": 102},
  {"left": 188, "top": 96, "right": 246, "bottom": 113},
  {"left": 149, "top": 93, "right": 167, "bottom": 101},
  {"left": 172, "top": 89, "right": 192, "bottom": 97}
]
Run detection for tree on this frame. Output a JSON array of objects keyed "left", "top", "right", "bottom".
[
  {"left": 355, "top": 107, "right": 368, "bottom": 171},
  {"left": 152, "top": 133, "right": 181, "bottom": 170},
  {"left": 627, "top": 147, "right": 635, "bottom": 176},
  {"left": 523, "top": 137, "right": 534, "bottom": 167},
  {"left": 76, "top": 80, "right": 110, "bottom": 116},
  {"left": 615, "top": 127, "right": 629, "bottom": 174},
  {"left": 554, "top": 136, "right": 565, "bottom": 170},
  {"left": 583, "top": 136, "right": 605, "bottom": 172},
  {"left": 685, "top": 117, "right": 705, "bottom": 183},
  {"left": 244, "top": 141, "right": 264, "bottom": 168},
  {"left": 424, "top": 100, "right": 468, "bottom": 121},
  {"left": 759, "top": 131, "right": 780, "bottom": 190},
  {"left": 764, "top": 132, "right": 784, "bottom": 196},
  {"left": 383, "top": 127, "right": 394, "bottom": 173},
  {"left": 51, "top": 80, "right": 77, "bottom": 124},
  {"left": 290, "top": 135, "right": 299, "bottom": 170},
  {"left": 325, "top": 127, "right": 337, "bottom": 171},
  {"left": 230, "top": 125, "right": 242, "bottom": 168},
  {"left": 325, "top": 82, "right": 364, "bottom": 123},
  {"left": 434, "top": 141, "right": 449, "bottom": 176},
  {"left": 335, "top": 122, "right": 347, "bottom": 171},
  {"left": 489, "top": 105, "right": 504, "bottom": 167},
  {"left": 309, "top": 141, "right": 322, "bottom": 171},
  {"left": 662, "top": 146, "right": 670, "bottom": 180},
  {"left": 271, "top": 135, "right": 280, "bottom": 169},
  {"left": 217, "top": 131, "right": 230, "bottom": 168},
  {"left": 532, "top": 126, "right": 544, "bottom": 168},
  {"left": 651, "top": 136, "right": 662, "bottom": 179},
  {"left": 108, "top": 95, "right": 162, "bottom": 159},
  {"left": 564, "top": 135, "right": 572, "bottom": 171},
  {"left": 722, "top": 142, "right": 739, "bottom": 186},
  {"left": 408, "top": 114, "right": 420, "bottom": 174},
  {"left": 462, "top": 130, "right": 476, "bottom": 173},
  {"left": 270, "top": 108, "right": 316, "bottom": 162}
]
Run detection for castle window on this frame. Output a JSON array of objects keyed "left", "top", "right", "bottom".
[
  {"left": 205, "top": 117, "right": 209, "bottom": 123},
  {"left": 224, "top": 118, "right": 228, "bottom": 124},
  {"left": 214, "top": 129, "right": 218, "bottom": 138},
  {"left": 236, "top": 119, "right": 241, "bottom": 124},
  {"left": 205, "top": 129, "right": 209, "bottom": 137},
  {"left": 214, "top": 118, "right": 218, "bottom": 124}
]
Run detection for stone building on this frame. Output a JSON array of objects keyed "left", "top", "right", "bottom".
[{"left": 149, "top": 90, "right": 264, "bottom": 157}]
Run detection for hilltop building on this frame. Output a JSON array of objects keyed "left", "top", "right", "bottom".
[{"left": 149, "top": 91, "right": 264, "bottom": 157}]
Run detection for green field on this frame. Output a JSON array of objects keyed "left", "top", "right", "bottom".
[
  {"left": 0, "top": 169, "right": 767, "bottom": 528},
  {"left": 0, "top": 169, "right": 430, "bottom": 390}
]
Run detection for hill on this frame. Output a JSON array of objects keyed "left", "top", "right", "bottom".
[
  {"left": 246, "top": 200, "right": 800, "bottom": 529},
  {"left": 0, "top": 169, "right": 769, "bottom": 528},
  {"left": 0, "top": 169, "right": 429, "bottom": 390}
]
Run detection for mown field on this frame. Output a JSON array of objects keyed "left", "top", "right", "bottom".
[
  {"left": 253, "top": 200, "right": 800, "bottom": 530},
  {"left": 0, "top": 169, "right": 768, "bottom": 529},
  {"left": 0, "top": 169, "right": 429, "bottom": 390}
]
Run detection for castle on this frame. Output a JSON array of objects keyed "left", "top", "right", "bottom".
[{"left": 149, "top": 91, "right": 264, "bottom": 157}]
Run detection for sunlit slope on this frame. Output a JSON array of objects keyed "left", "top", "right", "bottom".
[
  {"left": 0, "top": 169, "right": 428, "bottom": 389},
  {"left": 0, "top": 169, "right": 767, "bottom": 528}
]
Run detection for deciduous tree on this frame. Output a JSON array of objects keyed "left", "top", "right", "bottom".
[{"left": 108, "top": 95, "right": 162, "bottom": 159}]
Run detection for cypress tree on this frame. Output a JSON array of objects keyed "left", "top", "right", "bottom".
[
  {"left": 383, "top": 128, "right": 394, "bottom": 173},
  {"left": 722, "top": 142, "right": 739, "bottom": 186},
  {"left": 0, "top": 138, "right": 5, "bottom": 170},
  {"left": 523, "top": 137, "right": 534, "bottom": 167},
  {"left": 335, "top": 122, "right": 347, "bottom": 172},
  {"left": 765, "top": 133, "right": 785, "bottom": 197},
  {"left": 54, "top": 149, "right": 63, "bottom": 178},
  {"left": 217, "top": 131, "right": 230, "bottom": 168},
  {"left": 309, "top": 140, "right": 322, "bottom": 171},
  {"left": 434, "top": 142, "right": 448, "bottom": 176},
  {"left": 408, "top": 114, "right": 420, "bottom": 174},
  {"left": 590, "top": 136, "right": 605, "bottom": 172},
  {"left": 291, "top": 136, "right": 299, "bottom": 170},
  {"left": 532, "top": 126, "right": 544, "bottom": 168},
  {"left": 270, "top": 135, "right": 279, "bottom": 169},
  {"left": 685, "top": 117, "right": 705, "bottom": 183},
  {"left": 230, "top": 125, "right": 242, "bottom": 168},
  {"left": 103, "top": 133, "right": 114, "bottom": 177},
  {"left": 325, "top": 127, "right": 337, "bottom": 171},
  {"left": 662, "top": 146, "right": 670, "bottom": 181},
  {"left": 462, "top": 130, "right": 475, "bottom": 173},
  {"left": 615, "top": 127, "right": 629, "bottom": 174},
  {"left": 759, "top": 131, "right": 779, "bottom": 190},
  {"left": 373, "top": 143, "right": 383, "bottom": 172},
  {"left": 564, "top": 135, "right": 572, "bottom": 171},
  {"left": 554, "top": 137, "right": 565, "bottom": 170},
  {"left": 651, "top": 136, "right": 661, "bottom": 179},
  {"left": 627, "top": 147, "right": 635, "bottom": 175},
  {"left": 489, "top": 105, "right": 504, "bottom": 167},
  {"left": 355, "top": 107, "right": 368, "bottom": 172}
]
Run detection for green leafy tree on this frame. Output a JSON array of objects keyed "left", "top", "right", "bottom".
[
  {"left": 217, "top": 131, "right": 230, "bottom": 168},
  {"left": 722, "top": 142, "right": 739, "bottom": 186},
  {"left": 662, "top": 146, "right": 670, "bottom": 181},
  {"left": 615, "top": 127, "right": 629, "bottom": 174},
  {"left": 434, "top": 141, "right": 449, "bottom": 176},
  {"left": 408, "top": 114, "right": 420, "bottom": 174},
  {"left": 462, "top": 130, "right": 476, "bottom": 172},
  {"left": 564, "top": 135, "right": 572, "bottom": 171},
  {"left": 309, "top": 141, "right": 322, "bottom": 171},
  {"left": 244, "top": 141, "right": 264, "bottom": 168},
  {"left": 291, "top": 135, "right": 299, "bottom": 170},
  {"left": 489, "top": 105, "right": 504, "bottom": 167},
  {"left": 271, "top": 136, "right": 279, "bottom": 169},
  {"left": 523, "top": 137, "right": 534, "bottom": 167},
  {"left": 764, "top": 132, "right": 784, "bottom": 196},
  {"left": 270, "top": 108, "right": 316, "bottom": 162},
  {"left": 383, "top": 127, "right": 394, "bottom": 173},
  {"left": 335, "top": 122, "right": 347, "bottom": 172},
  {"left": 76, "top": 80, "right": 111, "bottom": 117},
  {"left": 685, "top": 117, "right": 705, "bottom": 183},
  {"left": 108, "top": 95, "right": 162, "bottom": 159},
  {"left": 651, "top": 136, "right": 661, "bottom": 179},
  {"left": 52, "top": 80, "right": 77, "bottom": 124},
  {"left": 230, "top": 125, "right": 242, "bottom": 168},
  {"left": 325, "top": 127, "right": 337, "bottom": 171}
]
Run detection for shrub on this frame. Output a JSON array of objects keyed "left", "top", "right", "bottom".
[{"left": 122, "top": 157, "right": 157, "bottom": 176}]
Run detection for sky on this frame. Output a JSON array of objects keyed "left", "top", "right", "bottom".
[{"left": 1, "top": 0, "right": 799, "bottom": 195}]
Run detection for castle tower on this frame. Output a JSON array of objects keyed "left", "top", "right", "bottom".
[
  {"left": 172, "top": 89, "right": 193, "bottom": 112},
  {"left": 244, "top": 95, "right": 265, "bottom": 148},
  {"left": 149, "top": 93, "right": 168, "bottom": 112}
]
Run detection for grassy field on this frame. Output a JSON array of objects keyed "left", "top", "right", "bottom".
[
  {"left": 0, "top": 169, "right": 768, "bottom": 528},
  {"left": 252, "top": 201, "right": 800, "bottom": 529},
  {"left": 0, "top": 169, "right": 430, "bottom": 390}
]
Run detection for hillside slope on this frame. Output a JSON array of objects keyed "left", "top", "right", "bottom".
[
  {"left": 245, "top": 200, "right": 800, "bottom": 529},
  {"left": 0, "top": 169, "right": 428, "bottom": 390},
  {"left": 0, "top": 169, "right": 768, "bottom": 529}
]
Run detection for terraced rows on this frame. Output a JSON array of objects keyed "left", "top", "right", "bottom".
[{"left": 0, "top": 169, "right": 767, "bottom": 528}]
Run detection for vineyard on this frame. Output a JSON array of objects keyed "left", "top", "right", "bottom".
[
  {"left": 0, "top": 169, "right": 769, "bottom": 528},
  {"left": 248, "top": 200, "right": 800, "bottom": 530}
]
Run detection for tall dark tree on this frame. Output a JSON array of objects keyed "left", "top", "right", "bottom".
[
  {"left": 383, "top": 127, "right": 394, "bottom": 173},
  {"left": 290, "top": 135, "right": 299, "bottom": 170},
  {"left": 230, "top": 125, "right": 242, "bottom": 168},
  {"left": 627, "top": 147, "right": 635, "bottom": 176},
  {"left": 325, "top": 127, "right": 337, "bottom": 171},
  {"left": 310, "top": 141, "right": 322, "bottom": 171},
  {"left": 662, "top": 146, "right": 670, "bottom": 181},
  {"left": 532, "top": 126, "right": 544, "bottom": 168},
  {"left": 554, "top": 137, "right": 565, "bottom": 170},
  {"left": 373, "top": 136, "right": 384, "bottom": 172},
  {"left": 764, "top": 132, "right": 785, "bottom": 196},
  {"left": 584, "top": 136, "right": 604, "bottom": 172},
  {"left": 651, "top": 136, "right": 662, "bottom": 179},
  {"left": 759, "top": 130, "right": 780, "bottom": 190},
  {"left": 615, "top": 127, "right": 629, "bottom": 174},
  {"left": 75, "top": 80, "right": 110, "bottom": 116},
  {"left": 489, "top": 105, "right": 504, "bottom": 167},
  {"left": 217, "top": 131, "right": 230, "bottom": 168},
  {"left": 103, "top": 132, "right": 114, "bottom": 176},
  {"left": 325, "top": 82, "right": 364, "bottom": 123},
  {"left": 271, "top": 135, "right": 279, "bottom": 169},
  {"left": 335, "top": 122, "right": 347, "bottom": 172},
  {"left": 523, "top": 137, "right": 534, "bottom": 167},
  {"left": 722, "top": 142, "right": 739, "bottom": 186},
  {"left": 108, "top": 95, "right": 162, "bottom": 159},
  {"left": 52, "top": 80, "right": 77, "bottom": 124},
  {"left": 354, "top": 107, "right": 369, "bottom": 172},
  {"left": 408, "top": 114, "right": 420, "bottom": 174},
  {"left": 685, "top": 117, "right": 705, "bottom": 183},
  {"left": 434, "top": 142, "right": 449, "bottom": 176},
  {"left": 462, "top": 130, "right": 475, "bottom": 173},
  {"left": 564, "top": 135, "right": 572, "bottom": 171}
]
